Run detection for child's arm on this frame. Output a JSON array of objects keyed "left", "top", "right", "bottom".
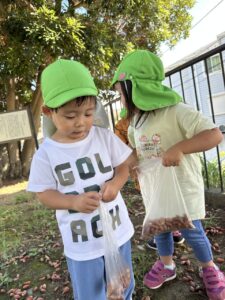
[
  {"left": 127, "top": 148, "right": 139, "bottom": 180},
  {"left": 37, "top": 190, "right": 101, "bottom": 213},
  {"left": 162, "top": 128, "right": 223, "bottom": 167},
  {"left": 101, "top": 156, "right": 131, "bottom": 202}
]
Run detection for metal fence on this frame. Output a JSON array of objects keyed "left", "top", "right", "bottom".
[{"left": 104, "top": 44, "right": 225, "bottom": 194}]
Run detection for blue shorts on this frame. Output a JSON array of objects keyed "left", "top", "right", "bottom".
[
  {"left": 155, "top": 220, "right": 213, "bottom": 263},
  {"left": 66, "top": 240, "right": 134, "bottom": 300}
]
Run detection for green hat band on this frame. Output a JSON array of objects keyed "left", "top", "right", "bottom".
[
  {"left": 112, "top": 50, "right": 181, "bottom": 111},
  {"left": 120, "top": 107, "right": 127, "bottom": 119},
  {"left": 41, "top": 59, "right": 98, "bottom": 108}
]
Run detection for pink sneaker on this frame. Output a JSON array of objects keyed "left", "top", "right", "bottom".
[
  {"left": 143, "top": 260, "right": 176, "bottom": 289},
  {"left": 202, "top": 266, "right": 225, "bottom": 300}
]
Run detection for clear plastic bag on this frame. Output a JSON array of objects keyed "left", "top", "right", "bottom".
[
  {"left": 138, "top": 158, "right": 195, "bottom": 238},
  {"left": 98, "top": 201, "right": 131, "bottom": 300}
]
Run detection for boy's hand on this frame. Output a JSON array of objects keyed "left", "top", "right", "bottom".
[
  {"left": 72, "top": 191, "right": 101, "bottom": 213},
  {"left": 100, "top": 181, "right": 119, "bottom": 202},
  {"left": 162, "top": 145, "right": 184, "bottom": 167}
]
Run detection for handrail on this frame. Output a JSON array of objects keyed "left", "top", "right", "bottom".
[{"left": 166, "top": 43, "right": 225, "bottom": 76}]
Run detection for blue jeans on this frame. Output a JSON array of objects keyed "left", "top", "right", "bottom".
[
  {"left": 155, "top": 220, "right": 213, "bottom": 263},
  {"left": 66, "top": 240, "right": 134, "bottom": 300}
]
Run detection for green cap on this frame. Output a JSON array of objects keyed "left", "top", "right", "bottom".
[
  {"left": 112, "top": 50, "right": 181, "bottom": 111},
  {"left": 41, "top": 59, "right": 98, "bottom": 108}
]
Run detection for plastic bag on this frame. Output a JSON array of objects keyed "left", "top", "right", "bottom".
[
  {"left": 138, "top": 158, "right": 194, "bottom": 238},
  {"left": 98, "top": 201, "right": 130, "bottom": 300}
]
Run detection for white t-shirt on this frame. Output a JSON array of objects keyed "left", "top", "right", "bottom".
[
  {"left": 27, "top": 126, "right": 134, "bottom": 261},
  {"left": 128, "top": 102, "right": 216, "bottom": 220}
]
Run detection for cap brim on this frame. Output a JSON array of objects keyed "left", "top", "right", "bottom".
[{"left": 46, "top": 87, "right": 98, "bottom": 108}]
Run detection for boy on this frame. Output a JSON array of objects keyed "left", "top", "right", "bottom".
[{"left": 27, "top": 59, "right": 134, "bottom": 300}]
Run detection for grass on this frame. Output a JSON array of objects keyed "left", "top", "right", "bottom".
[
  {"left": 0, "top": 187, "right": 69, "bottom": 299},
  {"left": 14, "top": 193, "right": 30, "bottom": 204}
]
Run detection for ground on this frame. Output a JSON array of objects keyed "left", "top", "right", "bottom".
[{"left": 0, "top": 179, "right": 225, "bottom": 300}]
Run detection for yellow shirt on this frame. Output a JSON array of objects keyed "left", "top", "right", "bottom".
[{"left": 128, "top": 102, "right": 216, "bottom": 220}]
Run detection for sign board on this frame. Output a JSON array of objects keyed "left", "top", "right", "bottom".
[{"left": 0, "top": 108, "right": 38, "bottom": 148}]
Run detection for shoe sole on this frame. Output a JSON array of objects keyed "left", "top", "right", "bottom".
[
  {"left": 174, "top": 238, "right": 185, "bottom": 244},
  {"left": 146, "top": 239, "right": 185, "bottom": 250},
  {"left": 144, "top": 273, "right": 177, "bottom": 289},
  {"left": 146, "top": 244, "right": 157, "bottom": 251}
]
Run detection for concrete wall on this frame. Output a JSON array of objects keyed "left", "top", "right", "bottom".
[{"left": 205, "top": 190, "right": 225, "bottom": 208}]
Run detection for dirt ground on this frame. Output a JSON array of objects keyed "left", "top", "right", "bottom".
[{"left": 0, "top": 179, "right": 225, "bottom": 300}]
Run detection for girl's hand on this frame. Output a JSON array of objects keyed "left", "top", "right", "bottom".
[
  {"left": 100, "top": 181, "right": 119, "bottom": 202},
  {"left": 130, "top": 166, "right": 139, "bottom": 179},
  {"left": 162, "top": 145, "right": 184, "bottom": 167},
  {"left": 71, "top": 191, "right": 101, "bottom": 213},
  {"left": 162, "top": 128, "right": 223, "bottom": 167}
]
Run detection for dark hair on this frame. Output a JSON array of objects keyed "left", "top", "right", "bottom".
[
  {"left": 120, "top": 80, "right": 150, "bottom": 128},
  {"left": 49, "top": 96, "right": 96, "bottom": 112}
]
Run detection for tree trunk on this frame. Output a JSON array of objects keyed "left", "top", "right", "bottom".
[
  {"left": 21, "top": 84, "right": 42, "bottom": 177},
  {"left": 55, "top": 0, "right": 62, "bottom": 15},
  {"left": 6, "top": 78, "right": 22, "bottom": 179},
  {"left": 0, "top": 144, "right": 5, "bottom": 187}
]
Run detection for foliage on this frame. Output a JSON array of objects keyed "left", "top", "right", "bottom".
[
  {"left": 202, "top": 151, "right": 225, "bottom": 189},
  {"left": 0, "top": 271, "right": 14, "bottom": 287},
  {"left": 0, "top": 2, "right": 85, "bottom": 105},
  {"left": 0, "top": 0, "right": 195, "bottom": 104},
  {"left": 0, "top": 0, "right": 195, "bottom": 179}
]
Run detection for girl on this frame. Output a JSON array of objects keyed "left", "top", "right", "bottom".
[{"left": 112, "top": 49, "right": 225, "bottom": 300}]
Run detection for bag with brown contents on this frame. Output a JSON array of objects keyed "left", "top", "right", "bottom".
[
  {"left": 138, "top": 158, "right": 194, "bottom": 238},
  {"left": 99, "top": 201, "right": 131, "bottom": 300}
]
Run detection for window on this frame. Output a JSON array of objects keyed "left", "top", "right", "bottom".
[
  {"left": 207, "top": 54, "right": 221, "bottom": 74},
  {"left": 219, "top": 125, "right": 225, "bottom": 133}
]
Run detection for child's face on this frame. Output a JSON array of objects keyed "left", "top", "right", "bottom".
[
  {"left": 49, "top": 98, "right": 96, "bottom": 143},
  {"left": 115, "top": 83, "right": 126, "bottom": 107}
]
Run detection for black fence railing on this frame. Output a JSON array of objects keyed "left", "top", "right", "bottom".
[{"left": 104, "top": 44, "right": 225, "bottom": 194}]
